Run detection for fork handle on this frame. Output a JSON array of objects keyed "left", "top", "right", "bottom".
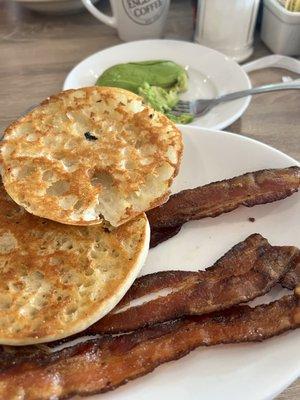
[{"left": 215, "top": 81, "right": 300, "bottom": 104}]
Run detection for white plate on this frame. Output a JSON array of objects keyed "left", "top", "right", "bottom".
[
  {"left": 85, "top": 127, "right": 300, "bottom": 400},
  {"left": 63, "top": 40, "right": 251, "bottom": 130}
]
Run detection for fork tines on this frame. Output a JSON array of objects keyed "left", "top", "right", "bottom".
[{"left": 172, "top": 100, "right": 191, "bottom": 114}]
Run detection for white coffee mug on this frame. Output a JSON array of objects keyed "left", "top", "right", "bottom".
[{"left": 81, "top": 0, "right": 170, "bottom": 42}]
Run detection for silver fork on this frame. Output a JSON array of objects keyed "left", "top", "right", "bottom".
[{"left": 172, "top": 81, "right": 300, "bottom": 117}]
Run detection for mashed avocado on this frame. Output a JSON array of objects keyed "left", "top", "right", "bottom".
[{"left": 96, "top": 60, "right": 193, "bottom": 124}]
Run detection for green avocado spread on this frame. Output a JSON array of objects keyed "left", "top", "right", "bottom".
[{"left": 96, "top": 60, "right": 193, "bottom": 124}]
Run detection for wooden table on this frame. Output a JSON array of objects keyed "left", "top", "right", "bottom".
[{"left": 0, "top": 0, "right": 299, "bottom": 398}]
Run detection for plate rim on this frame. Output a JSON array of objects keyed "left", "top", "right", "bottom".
[
  {"left": 179, "top": 125, "right": 299, "bottom": 166},
  {"left": 63, "top": 39, "right": 252, "bottom": 131}
]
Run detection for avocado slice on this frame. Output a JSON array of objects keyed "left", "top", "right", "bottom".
[{"left": 96, "top": 60, "right": 193, "bottom": 124}]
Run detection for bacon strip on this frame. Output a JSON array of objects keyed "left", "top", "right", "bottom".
[
  {"left": 0, "top": 293, "right": 299, "bottom": 400},
  {"left": 112, "top": 243, "right": 300, "bottom": 314},
  {"left": 150, "top": 225, "right": 182, "bottom": 248},
  {"left": 103, "top": 234, "right": 267, "bottom": 312},
  {"left": 95, "top": 234, "right": 266, "bottom": 314},
  {"left": 281, "top": 252, "right": 300, "bottom": 289},
  {"left": 86, "top": 234, "right": 298, "bottom": 334},
  {"left": 147, "top": 167, "right": 300, "bottom": 231}
]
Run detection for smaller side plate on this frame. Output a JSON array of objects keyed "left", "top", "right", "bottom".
[{"left": 63, "top": 40, "right": 251, "bottom": 130}]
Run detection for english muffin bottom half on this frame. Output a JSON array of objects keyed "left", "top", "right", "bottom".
[
  {"left": 0, "top": 184, "right": 149, "bottom": 345},
  {"left": 0, "top": 86, "right": 183, "bottom": 227}
]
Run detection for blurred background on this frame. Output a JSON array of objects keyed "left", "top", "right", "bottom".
[{"left": 1, "top": 0, "right": 299, "bottom": 159}]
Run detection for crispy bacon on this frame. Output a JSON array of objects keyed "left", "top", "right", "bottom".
[
  {"left": 147, "top": 167, "right": 300, "bottom": 231},
  {"left": 0, "top": 293, "right": 299, "bottom": 400},
  {"left": 150, "top": 225, "right": 182, "bottom": 248},
  {"left": 281, "top": 252, "right": 300, "bottom": 289},
  {"left": 0, "top": 345, "right": 51, "bottom": 371},
  {"left": 106, "top": 234, "right": 268, "bottom": 311},
  {"left": 86, "top": 234, "right": 298, "bottom": 334},
  {"left": 111, "top": 248, "right": 300, "bottom": 313}
]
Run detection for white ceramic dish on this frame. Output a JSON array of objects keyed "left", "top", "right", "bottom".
[
  {"left": 13, "top": 0, "right": 98, "bottom": 14},
  {"left": 81, "top": 127, "right": 300, "bottom": 400},
  {"left": 63, "top": 40, "right": 252, "bottom": 130},
  {"left": 261, "top": 0, "right": 300, "bottom": 56}
]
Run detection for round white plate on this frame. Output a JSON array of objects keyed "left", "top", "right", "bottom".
[
  {"left": 86, "top": 127, "right": 300, "bottom": 400},
  {"left": 63, "top": 40, "right": 251, "bottom": 130}
]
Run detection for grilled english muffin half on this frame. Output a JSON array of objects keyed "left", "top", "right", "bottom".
[
  {"left": 0, "top": 184, "right": 149, "bottom": 345},
  {"left": 0, "top": 87, "right": 182, "bottom": 226}
]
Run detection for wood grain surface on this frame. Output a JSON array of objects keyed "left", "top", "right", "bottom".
[{"left": 0, "top": 0, "right": 299, "bottom": 398}]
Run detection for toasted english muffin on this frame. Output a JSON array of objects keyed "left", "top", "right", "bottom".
[
  {"left": 0, "top": 87, "right": 182, "bottom": 226},
  {"left": 0, "top": 184, "right": 149, "bottom": 345}
]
